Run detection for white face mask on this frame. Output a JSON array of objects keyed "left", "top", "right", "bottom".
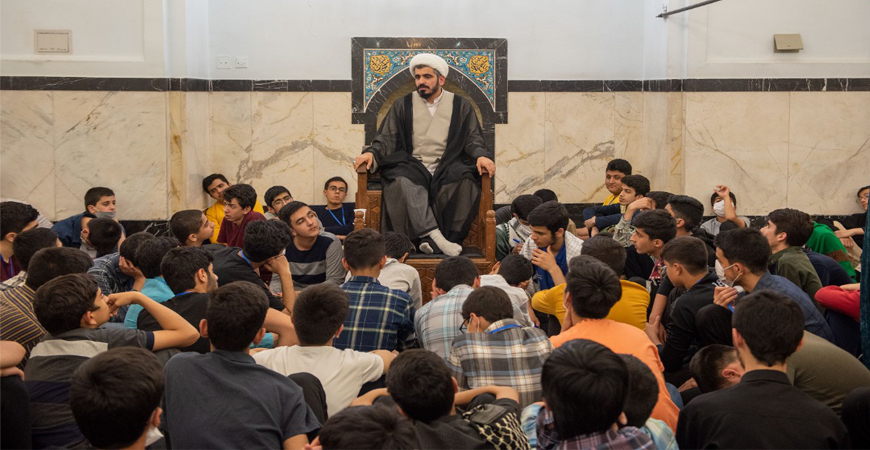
[
  {"left": 713, "top": 200, "right": 727, "bottom": 217},
  {"left": 94, "top": 210, "right": 116, "bottom": 220}
]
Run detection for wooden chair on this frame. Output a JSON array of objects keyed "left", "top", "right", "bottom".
[{"left": 354, "top": 165, "right": 496, "bottom": 305}]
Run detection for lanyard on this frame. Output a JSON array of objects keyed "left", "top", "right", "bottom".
[
  {"left": 327, "top": 205, "right": 346, "bottom": 227},
  {"left": 489, "top": 324, "right": 521, "bottom": 334},
  {"left": 239, "top": 251, "right": 253, "bottom": 268}
]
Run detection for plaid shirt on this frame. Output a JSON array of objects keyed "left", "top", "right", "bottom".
[
  {"left": 447, "top": 319, "right": 553, "bottom": 408},
  {"left": 415, "top": 284, "right": 473, "bottom": 359},
  {"left": 0, "top": 285, "right": 45, "bottom": 366},
  {"left": 88, "top": 253, "right": 133, "bottom": 295},
  {"left": 0, "top": 271, "right": 26, "bottom": 292},
  {"left": 335, "top": 276, "right": 416, "bottom": 352},
  {"left": 537, "top": 408, "right": 654, "bottom": 450}
]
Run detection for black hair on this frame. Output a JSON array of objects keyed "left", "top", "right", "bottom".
[
  {"left": 243, "top": 220, "right": 293, "bottom": 263},
  {"left": 70, "top": 347, "right": 164, "bottom": 449},
  {"left": 324, "top": 176, "right": 349, "bottom": 191},
  {"left": 434, "top": 256, "right": 478, "bottom": 292},
  {"left": 689, "top": 344, "right": 738, "bottom": 394},
  {"left": 319, "top": 405, "right": 419, "bottom": 450},
  {"left": 645, "top": 191, "right": 672, "bottom": 210},
  {"left": 202, "top": 174, "right": 229, "bottom": 194},
  {"left": 34, "top": 273, "right": 99, "bottom": 335},
  {"left": 619, "top": 354, "right": 659, "bottom": 428},
  {"left": 542, "top": 339, "right": 629, "bottom": 438},
  {"left": 292, "top": 283, "right": 349, "bottom": 346},
  {"left": 461, "top": 286, "right": 514, "bottom": 324},
  {"left": 565, "top": 256, "right": 622, "bottom": 319},
  {"left": 767, "top": 208, "right": 814, "bottom": 247},
  {"left": 84, "top": 187, "right": 115, "bottom": 209},
  {"left": 26, "top": 247, "right": 94, "bottom": 290},
  {"left": 661, "top": 236, "right": 709, "bottom": 275},
  {"left": 343, "top": 229, "right": 385, "bottom": 270},
  {"left": 533, "top": 189, "right": 558, "bottom": 203},
  {"left": 606, "top": 159, "right": 633, "bottom": 175},
  {"left": 383, "top": 232, "right": 414, "bottom": 259},
  {"left": 386, "top": 349, "right": 454, "bottom": 422},
  {"left": 710, "top": 191, "right": 738, "bottom": 208},
  {"left": 119, "top": 232, "right": 155, "bottom": 266},
  {"left": 498, "top": 254, "right": 534, "bottom": 286},
  {"left": 135, "top": 236, "right": 180, "bottom": 279},
  {"left": 579, "top": 235, "right": 626, "bottom": 277},
  {"left": 222, "top": 184, "right": 257, "bottom": 210},
  {"left": 264, "top": 186, "right": 292, "bottom": 208},
  {"left": 160, "top": 247, "right": 213, "bottom": 295},
  {"left": 620, "top": 175, "right": 650, "bottom": 197},
  {"left": 169, "top": 210, "right": 205, "bottom": 243},
  {"left": 633, "top": 209, "right": 677, "bottom": 244},
  {"left": 206, "top": 281, "right": 269, "bottom": 351},
  {"left": 714, "top": 227, "right": 770, "bottom": 274},
  {"left": 12, "top": 228, "right": 58, "bottom": 271},
  {"left": 527, "top": 201, "right": 569, "bottom": 236},
  {"left": 510, "top": 195, "right": 543, "bottom": 222},
  {"left": 87, "top": 217, "right": 123, "bottom": 257},
  {"left": 278, "top": 200, "right": 309, "bottom": 225},
  {"left": 667, "top": 195, "right": 704, "bottom": 230},
  {"left": 0, "top": 201, "right": 39, "bottom": 239},
  {"left": 733, "top": 290, "right": 805, "bottom": 366}
]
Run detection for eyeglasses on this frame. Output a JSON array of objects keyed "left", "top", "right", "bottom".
[
  {"left": 459, "top": 318, "right": 468, "bottom": 334},
  {"left": 858, "top": 195, "right": 869, "bottom": 204},
  {"left": 328, "top": 186, "right": 347, "bottom": 193}
]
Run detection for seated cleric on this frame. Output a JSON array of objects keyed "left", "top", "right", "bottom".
[{"left": 354, "top": 53, "right": 495, "bottom": 257}]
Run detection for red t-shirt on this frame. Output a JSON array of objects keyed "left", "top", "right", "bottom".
[
  {"left": 216, "top": 212, "right": 266, "bottom": 248},
  {"left": 0, "top": 255, "right": 21, "bottom": 282}
]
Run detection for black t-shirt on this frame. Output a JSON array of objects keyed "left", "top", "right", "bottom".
[
  {"left": 138, "top": 292, "right": 210, "bottom": 353},
  {"left": 312, "top": 203, "right": 355, "bottom": 237},
  {"left": 208, "top": 246, "right": 286, "bottom": 312},
  {"left": 413, "top": 398, "right": 520, "bottom": 450}
]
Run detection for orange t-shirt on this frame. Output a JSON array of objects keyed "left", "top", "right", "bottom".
[{"left": 550, "top": 318, "right": 679, "bottom": 431}]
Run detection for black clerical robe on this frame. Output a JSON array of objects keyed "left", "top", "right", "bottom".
[{"left": 364, "top": 91, "right": 490, "bottom": 242}]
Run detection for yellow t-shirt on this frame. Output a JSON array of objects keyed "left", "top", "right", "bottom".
[
  {"left": 531, "top": 279, "right": 649, "bottom": 330},
  {"left": 603, "top": 193, "right": 620, "bottom": 206},
  {"left": 205, "top": 199, "right": 265, "bottom": 243}
]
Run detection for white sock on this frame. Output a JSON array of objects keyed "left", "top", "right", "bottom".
[
  {"left": 420, "top": 242, "right": 434, "bottom": 254},
  {"left": 425, "top": 229, "right": 462, "bottom": 256}
]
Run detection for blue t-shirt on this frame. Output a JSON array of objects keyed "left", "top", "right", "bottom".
[
  {"left": 125, "top": 277, "right": 175, "bottom": 328},
  {"left": 536, "top": 245, "right": 568, "bottom": 291}
]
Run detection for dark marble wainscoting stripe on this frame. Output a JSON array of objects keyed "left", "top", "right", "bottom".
[{"left": 2, "top": 76, "right": 869, "bottom": 92}]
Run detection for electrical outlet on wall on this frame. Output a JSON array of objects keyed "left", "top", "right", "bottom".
[
  {"left": 216, "top": 56, "right": 231, "bottom": 69},
  {"left": 235, "top": 56, "right": 248, "bottom": 68}
]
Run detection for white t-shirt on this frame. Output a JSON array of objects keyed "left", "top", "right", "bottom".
[{"left": 253, "top": 345, "right": 384, "bottom": 416}]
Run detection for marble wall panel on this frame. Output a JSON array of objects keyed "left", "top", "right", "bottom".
[
  {"left": 787, "top": 92, "right": 870, "bottom": 216},
  {"left": 1, "top": 91, "right": 55, "bottom": 218},
  {"left": 312, "top": 93, "right": 365, "bottom": 205},
  {"left": 169, "top": 91, "right": 212, "bottom": 212},
  {"left": 494, "top": 93, "right": 547, "bottom": 203},
  {"left": 208, "top": 91, "right": 252, "bottom": 196},
  {"left": 54, "top": 91, "right": 167, "bottom": 220},
  {"left": 544, "top": 93, "right": 617, "bottom": 203},
  {"left": 683, "top": 92, "right": 790, "bottom": 216}
]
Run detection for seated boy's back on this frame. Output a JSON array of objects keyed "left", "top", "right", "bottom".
[{"left": 162, "top": 282, "right": 319, "bottom": 449}]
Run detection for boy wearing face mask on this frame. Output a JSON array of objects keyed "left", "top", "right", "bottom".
[
  {"left": 53, "top": 187, "right": 123, "bottom": 249},
  {"left": 699, "top": 185, "right": 750, "bottom": 237},
  {"left": 693, "top": 228, "right": 833, "bottom": 347},
  {"left": 495, "top": 194, "right": 542, "bottom": 261}
]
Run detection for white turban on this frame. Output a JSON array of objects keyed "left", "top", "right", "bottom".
[{"left": 408, "top": 53, "right": 449, "bottom": 78}]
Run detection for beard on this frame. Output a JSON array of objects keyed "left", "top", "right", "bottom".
[
  {"left": 417, "top": 84, "right": 439, "bottom": 99},
  {"left": 206, "top": 274, "right": 219, "bottom": 293}
]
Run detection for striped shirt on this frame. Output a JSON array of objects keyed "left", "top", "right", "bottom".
[
  {"left": 286, "top": 235, "right": 346, "bottom": 290},
  {"left": 414, "top": 284, "right": 473, "bottom": 360},
  {"left": 447, "top": 319, "right": 553, "bottom": 408},
  {"left": 25, "top": 327, "right": 154, "bottom": 449},
  {"left": 335, "top": 276, "right": 416, "bottom": 352},
  {"left": 0, "top": 284, "right": 44, "bottom": 366}
]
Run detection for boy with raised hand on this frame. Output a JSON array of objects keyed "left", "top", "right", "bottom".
[
  {"left": 169, "top": 209, "right": 215, "bottom": 247},
  {"left": 254, "top": 283, "right": 393, "bottom": 416},
  {"left": 52, "top": 187, "right": 118, "bottom": 249},
  {"left": 215, "top": 183, "right": 266, "bottom": 248},
  {"left": 69, "top": 348, "right": 166, "bottom": 450},
  {"left": 336, "top": 229, "right": 415, "bottom": 352},
  {"left": 26, "top": 273, "right": 198, "bottom": 449},
  {"left": 202, "top": 174, "right": 266, "bottom": 240},
  {"left": 162, "top": 281, "right": 320, "bottom": 449},
  {"left": 264, "top": 185, "right": 293, "bottom": 221}
]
